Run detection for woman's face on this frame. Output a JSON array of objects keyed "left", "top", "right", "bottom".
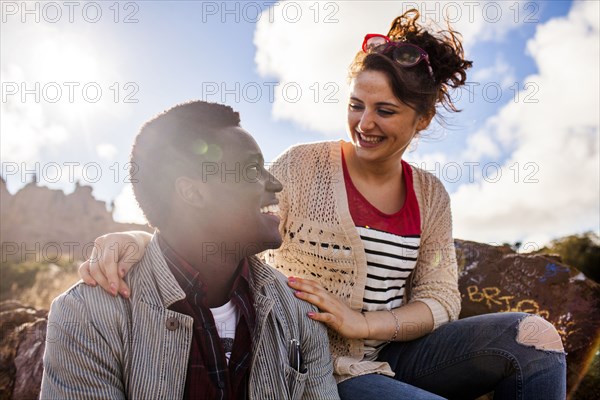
[{"left": 346, "top": 69, "right": 431, "bottom": 165}]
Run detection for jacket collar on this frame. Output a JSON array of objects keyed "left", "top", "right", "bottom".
[
  {"left": 134, "top": 235, "right": 277, "bottom": 309},
  {"left": 135, "top": 235, "right": 187, "bottom": 309},
  {"left": 247, "top": 255, "right": 277, "bottom": 293}
]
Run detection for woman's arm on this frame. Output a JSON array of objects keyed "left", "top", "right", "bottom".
[
  {"left": 408, "top": 175, "right": 461, "bottom": 328},
  {"left": 79, "top": 231, "right": 152, "bottom": 298}
]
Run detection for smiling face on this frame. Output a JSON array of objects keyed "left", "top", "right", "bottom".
[
  {"left": 347, "top": 69, "right": 432, "bottom": 166},
  {"left": 200, "top": 127, "right": 283, "bottom": 254}
]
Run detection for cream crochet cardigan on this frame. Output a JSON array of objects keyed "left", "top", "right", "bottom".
[{"left": 265, "top": 141, "right": 461, "bottom": 382}]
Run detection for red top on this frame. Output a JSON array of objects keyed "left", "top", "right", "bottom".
[{"left": 342, "top": 150, "right": 421, "bottom": 236}]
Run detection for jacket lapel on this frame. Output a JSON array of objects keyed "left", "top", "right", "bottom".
[{"left": 129, "top": 236, "right": 193, "bottom": 399}]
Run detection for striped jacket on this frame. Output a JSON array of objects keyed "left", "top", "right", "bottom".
[{"left": 40, "top": 236, "right": 340, "bottom": 400}]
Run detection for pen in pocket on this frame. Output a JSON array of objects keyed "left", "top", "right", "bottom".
[{"left": 288, "top": 338, "right": 306, "bottom": 373}]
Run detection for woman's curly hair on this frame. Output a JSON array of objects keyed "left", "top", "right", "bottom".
[{"left": 349, "top": 9, "right": 473, "bottom": 117}]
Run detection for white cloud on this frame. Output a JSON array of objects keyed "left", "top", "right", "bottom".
[
  {"left": 96, "top": 143, "right": 118, "bottom": 161},
  {"left": 1, "top": 65, "right": 69, "bottom": 164},
  {"left": 254, "top": 1, "right": 528, "bottom": 135},
  {"left": 404, "top": 151, "right": 449, "bottom": 173},
  {"left": 471, "top": 56, "right": 516, "bottom": 89},
  {"left": 112, "top": 184, "right": 147, "bottom": 225},
  {"left": 451, "top": 0, "right": 600, "bottom": 245},
  {"left": 434, "top": 1, "right": 533, "bottom": 45},
  {"left": 460, "top": 129, "right": 502, "bottom": 162}
]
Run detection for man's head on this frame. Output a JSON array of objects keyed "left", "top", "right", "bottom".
[{"left": 131, "top": 101, "right": 283, "bottom": 253}]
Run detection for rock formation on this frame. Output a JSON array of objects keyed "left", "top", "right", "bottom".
[
  {"left": 1, "top": 181, "right": 151, "bottom": 263},
  {"left": 456, "top": 240, "right": 600, "bottom": 397},
  {"left": 0, "top": 301, "right": 47, "bottom": 400}
]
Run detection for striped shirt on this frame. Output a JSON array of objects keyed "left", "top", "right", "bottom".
[
  {"left": 359, "top": 227, "right": 420, "bottom": 310},
  {"left": 343, "top": 154, "right": 421, "bottom": 359}
]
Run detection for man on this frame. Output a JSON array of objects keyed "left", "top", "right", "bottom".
[{"left": 40, "top": 101, "right": 339, "bottom": 399}]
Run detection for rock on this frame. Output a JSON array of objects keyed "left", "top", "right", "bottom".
[
  {"left": 0, "top": 181, "right": 152, "bottom": 264},
  {"left": 12, "top": 319, "right": 47, "bottom": 400},
  {"left": 455, "top": 239, "right": 600, "bottom": 398},
  {"left": 0, "top": 301, "right": 37, "bottom": 313},
  {"left": 0, "top": 301, "right": 47, "bottom": 400}
]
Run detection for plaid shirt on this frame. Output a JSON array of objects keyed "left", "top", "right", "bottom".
[{"left": 158, "top": 235, "right": 255, "bottom": 400}]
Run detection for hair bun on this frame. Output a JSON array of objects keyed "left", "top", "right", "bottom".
[{"left": 387, "top": 9, "right": 473, "bottom": 112}]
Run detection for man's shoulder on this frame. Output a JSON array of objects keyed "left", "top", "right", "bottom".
[
  {"left": 250, "top": 258, "right": 314, "bottom": 313},
  {"left": 248, "top": 256, "right": 284, "bottom": 287},
  {"left": 48, "top": 279, "right": 132, "bottom": 325},
  {"left": 266, "top": 264, "right": 292, "bottom": 291},
  {"left": 55, "top": 279, "right": 118, "bottom": 304}
]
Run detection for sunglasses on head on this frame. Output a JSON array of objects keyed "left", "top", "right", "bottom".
[{"left": 362, "top": 34, "right": 434, "bottom": 80}]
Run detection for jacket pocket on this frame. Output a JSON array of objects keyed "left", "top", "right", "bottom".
[{"left": 284, "top": 363, "right": 308, "bottom": 400}]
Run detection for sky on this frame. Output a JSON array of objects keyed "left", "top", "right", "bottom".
[{"left": 1, "top": 0, "right": 598, "bottom": 250}]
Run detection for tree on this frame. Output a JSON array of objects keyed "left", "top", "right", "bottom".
[{"left": 539, "top": 232, "right": 600, "bottom": 283}]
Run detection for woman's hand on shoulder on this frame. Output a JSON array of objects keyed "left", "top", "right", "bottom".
[
  {"left": 78, "top": 231, "right": 152, "bottom": 298},
  {"left": 287, "top": 276, "right": 369, "bottom": 339}
]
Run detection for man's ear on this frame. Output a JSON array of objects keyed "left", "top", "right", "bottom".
[{"left": 174, "top": 177, "right": 204, "bottom": 207}]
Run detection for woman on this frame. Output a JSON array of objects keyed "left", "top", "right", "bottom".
[{"left": 81, "top": 10, "right": 566, "bottom": 399}]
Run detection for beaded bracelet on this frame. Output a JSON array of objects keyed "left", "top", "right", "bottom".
[{"left": 388, "top": 309, "right": 400, "bottom": 342}]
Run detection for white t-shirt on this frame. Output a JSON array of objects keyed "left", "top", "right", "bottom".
[{"left": 210, "top": 300, "right": 239, "bottom": 364}]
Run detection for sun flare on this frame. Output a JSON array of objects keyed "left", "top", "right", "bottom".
[{"left": 24, "top": 30, "right": 116, "bottom": 120}]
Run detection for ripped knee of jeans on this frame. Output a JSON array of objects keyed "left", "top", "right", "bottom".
[{"left": 516, "top": 315, "right": 565, "bottom": 353}]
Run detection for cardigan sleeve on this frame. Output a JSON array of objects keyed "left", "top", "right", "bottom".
[{"left": 408, "top": 172, "right": 461, "bottom": 329}]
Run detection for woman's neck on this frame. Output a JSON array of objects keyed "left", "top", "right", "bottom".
[{"left": 342, "top": 141, "right": 403, "bottom": 184}]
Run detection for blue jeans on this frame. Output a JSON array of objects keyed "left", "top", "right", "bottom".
[{"left": 338, "top": 312, "right": 566, "bottom": 400}]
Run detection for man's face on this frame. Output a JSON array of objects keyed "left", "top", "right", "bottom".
[{"left": 198, "top": 127, "right": 283, "bottom": 255}]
